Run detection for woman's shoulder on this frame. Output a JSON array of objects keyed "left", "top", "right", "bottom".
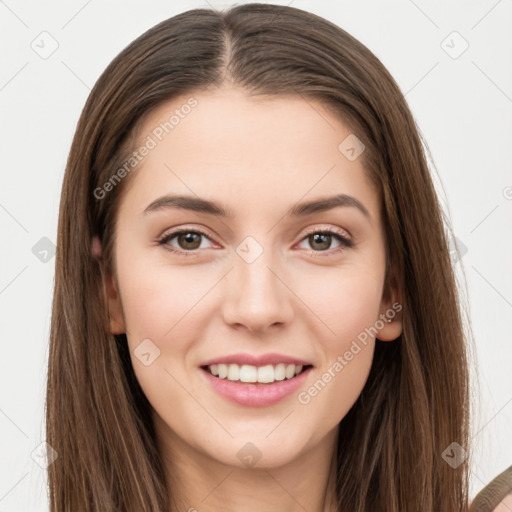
[
  {"left": 469, "top": 465, "right": 512, "bottom": 512},
  {"left": 491, "top": 494, "right": 512, "bottom": 512}
]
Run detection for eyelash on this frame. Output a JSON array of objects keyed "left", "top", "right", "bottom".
[{"left": 156, "top": 226, "right": 353, "bottom": 257}]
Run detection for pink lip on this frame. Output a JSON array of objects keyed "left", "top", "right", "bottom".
[
  {"left": 200, "top": 352, "right": 313, "bottom": 367},
  {"left": 200, "top": 366, "right": 313, "bottom": 407}
]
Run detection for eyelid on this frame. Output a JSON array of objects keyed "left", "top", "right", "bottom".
[
  {"left": 157, "top": 225, "right": 214, "bottom": 240},
  {"left": 299, "top": 224, "right": 352, "bottom": 241}
]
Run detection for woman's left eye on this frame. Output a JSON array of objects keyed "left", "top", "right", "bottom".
[
  {"left": 157, "top": 228, "right": 353, "bottom": 256},
  {"left": 296, "top": 229, "right": 353, "bottom": 255}
]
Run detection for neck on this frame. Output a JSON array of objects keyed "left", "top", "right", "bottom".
[{"left": 153, "top": 412, "right": 340, "bottom": 512}]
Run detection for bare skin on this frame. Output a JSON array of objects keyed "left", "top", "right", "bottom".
[
  {"left": 100, "top": 83, "right": 402, "bottom": 512},
  {"left": 493, "top": 495, "right": 512, "bottom": 512}
]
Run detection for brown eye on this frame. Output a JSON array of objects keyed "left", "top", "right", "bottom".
[
  {"left": 176, "top": 232, "right": 202, "bottom": 250},
  {"left": 297, "top": 229, "right": 353, "bottom": 255},
  {"left": 308, "top": 233, "right": 332, "bottom": 251},
  {"left": 157, "top": 229, "right": 214, "bottom": 255}
]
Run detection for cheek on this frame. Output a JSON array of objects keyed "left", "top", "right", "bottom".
[
  {"left": 118, "top": 256, "right": 209, "bottom": 344},
  {"left": 295, "top": 259, "right": 385, "bottom": 344}
]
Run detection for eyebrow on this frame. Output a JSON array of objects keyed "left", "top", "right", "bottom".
[{"left": 143, "top": 193, "right": 371, "bottom": 220}]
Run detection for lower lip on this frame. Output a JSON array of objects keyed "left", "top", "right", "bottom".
[{"left": 200, "top": 366, "right": 313, "bottom": 407}]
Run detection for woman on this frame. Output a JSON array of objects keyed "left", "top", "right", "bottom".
[{"left": 46, "top": 3, "right": 500, "bottom": 510}]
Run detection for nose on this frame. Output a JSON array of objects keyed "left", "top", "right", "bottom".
[{"left": 221, "top": 247, "right": 293, "bottom": 333}]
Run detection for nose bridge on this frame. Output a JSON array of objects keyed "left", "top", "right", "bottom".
[{"left": 222, "top": 234, "right": 291, "bottom": 331}]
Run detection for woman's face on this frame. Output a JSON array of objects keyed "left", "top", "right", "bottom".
[{"left": 103, "top": 84, "right": 402, "bottom": 469}]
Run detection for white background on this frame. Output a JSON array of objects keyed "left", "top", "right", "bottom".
[{"left": 1, "top": 0, "right": 511, "bottom": 510}]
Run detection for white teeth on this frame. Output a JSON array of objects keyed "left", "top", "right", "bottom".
[
  {"left": 274, "top": 363, "right": 286, "bottom": 381},
  {"left": 217, "top": 364, "right": 228, "bottom": 379},
  {"left": 240, "top": 364, "right": 258, "bottom": 382},
  {"left": 285, "top": 364, "right": 295, "bottom": 379},
  {"left": 257, "top": 365, "right": 274, "bottom": 383},
  {"left": 206, "top": 363, "right": 307, "bottom": 383},
  {"left": 227, "top": 364, "right": 240, "bottom": 381}
]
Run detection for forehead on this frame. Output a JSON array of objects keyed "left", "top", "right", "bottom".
[{"left": 121, "top": 85, "right": 379, "bottom": 222}]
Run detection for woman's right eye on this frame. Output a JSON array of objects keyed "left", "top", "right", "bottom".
[{"left": 157, "top": 229, "right": 215, "bottom": 256}]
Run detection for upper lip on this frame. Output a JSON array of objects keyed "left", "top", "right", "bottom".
[{"left": 200, "top": 353, "right": 313, "bottom": 367}]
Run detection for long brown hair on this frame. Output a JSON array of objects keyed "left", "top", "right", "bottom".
[{"left": 47, "top": 3, "right": 473, "bottom": 510}]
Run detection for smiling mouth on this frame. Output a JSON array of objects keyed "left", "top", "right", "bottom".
[{"left": 200, "top": 363, "right": 313, "bottom": 385}]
